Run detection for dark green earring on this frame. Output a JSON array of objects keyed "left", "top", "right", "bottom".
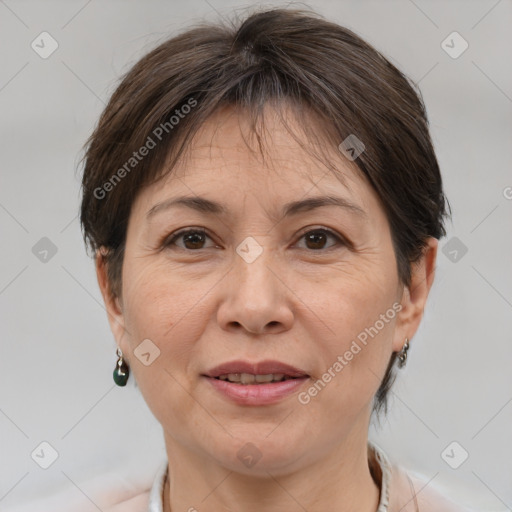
[{"left": 113, "top": 347, "right": 129, "bottom": 386}]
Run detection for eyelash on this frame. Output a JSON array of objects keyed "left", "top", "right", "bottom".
[{"left": 161, "top": 227, "right": 348, "bottom": 252}]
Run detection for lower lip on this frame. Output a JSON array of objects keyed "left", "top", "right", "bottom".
[{"left": 204, "top": 376, "right": 309, "bottom": 405}]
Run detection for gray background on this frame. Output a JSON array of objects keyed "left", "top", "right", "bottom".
[{"left": 1, "top": 0, "right": 511, "bottom": 510}]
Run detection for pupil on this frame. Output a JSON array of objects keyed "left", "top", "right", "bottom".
[
  {"left": 184, "top": 232, "right": 204, "bottom": 249},
  {"left": 306, "top": 231, "right": 326, "bottom": 249}
]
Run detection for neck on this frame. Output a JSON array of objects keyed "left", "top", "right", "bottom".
[{"left": 162, "top": 435, "right": 380, "bottom": 512}]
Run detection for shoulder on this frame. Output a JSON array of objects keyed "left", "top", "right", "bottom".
[
  {"left": 4, "top": 471, "right": 154, "bottom": 512},
  {"left": 388, "top": 460, "right": 474, "bottom": 512},
  {"left": 3, "top": 488, "right": 151, "bottom": 512},
  {"left": 102, "top": 460, "right": 166, "bottom": 512},
  {"left": 102, "top": 490, "right": 151, "bottom": 512},
  {"left": 369, "top": 442, "right": 473, "bottom": 512}
]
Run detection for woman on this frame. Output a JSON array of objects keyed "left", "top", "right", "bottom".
[{"left": 80, "top": 7, "right": 473, "bottom": 512}]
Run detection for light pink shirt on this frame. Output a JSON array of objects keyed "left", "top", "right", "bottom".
[
  {"left": 140, "top": 443, "right": 473, "bottom": 512},
  {"left": 7, "top": 443, "right": 474, "bottom": 511}
]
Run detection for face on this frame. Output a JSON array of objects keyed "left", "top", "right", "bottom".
[{"left": 98, "top": 106, "right": 436, "bottom": 476}]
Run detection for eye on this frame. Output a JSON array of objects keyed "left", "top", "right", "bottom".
[
  {"left": 163, "top": 228, "right": 216, "bottom": 250},
  {"left": 161, "top": 227, "right": 347, "bottom": 252},
  {"left": 295, "top": 228, "right": 346, "bottom": 251}
]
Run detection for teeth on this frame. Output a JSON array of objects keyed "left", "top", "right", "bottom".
[
  {"left": 240, "top": 373, "right": 255, "bottom": 384},
  {"left": 255, "top": 374, "right": 275, "bottom": 383},
  {"left": 217, "top": 373, "right": 294, "bottom": 384}
]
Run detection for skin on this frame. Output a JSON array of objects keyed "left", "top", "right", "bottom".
[{"left": 96, "top": 105, "right": 437, "bottom": 512}]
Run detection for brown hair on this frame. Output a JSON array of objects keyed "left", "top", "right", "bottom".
[{"left": 79, "top": 7, "right": 450, "bottom": 416}]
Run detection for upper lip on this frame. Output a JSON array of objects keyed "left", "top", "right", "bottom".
[{"left": 203, "top": 360, "right": 309, "bottom": 378}]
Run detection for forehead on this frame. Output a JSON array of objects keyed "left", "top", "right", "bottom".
[{"left": 134, "top": 105, "right": 378, "bottom": 218}]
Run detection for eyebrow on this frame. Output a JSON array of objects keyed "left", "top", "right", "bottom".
[{"left": 146, "top": 195, "right": 367, "bottom": 220}]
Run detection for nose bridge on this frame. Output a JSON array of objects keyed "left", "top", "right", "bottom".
[
  {"left": 235, "top": 238, "right": 278, "bottom": 307},
  {"left": 217, "top": 239, "right": 293, "bottom": 334},
  {"left": 236, "top": 240, "right": 274, "bottom": 298}
]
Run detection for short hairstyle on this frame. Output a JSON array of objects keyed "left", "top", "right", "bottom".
[{"left": 80, "top": 7, "right": 450, "bottom": 416}]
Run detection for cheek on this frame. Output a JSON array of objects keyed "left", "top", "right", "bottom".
[
  {"left": 122, "top": 258, "right": 207, "bottom": 336},
  {"left": 297, "top": 258, "right": 398, "bottom": 405},
  {"left": 119, "top": 262, "right": 213, "bottom": 424},
  {"left": 304, "top": 253, "right": 397, "bottom": 338},
  {"left": 120, "top": 259, "right": 222, "bottom": 391}
]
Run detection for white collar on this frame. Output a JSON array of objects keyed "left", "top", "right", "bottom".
[
  {"left": 147, "top": 459, "right": 167, "bottom": 512},
  {"left": 148, "top": 442, "right": 392, "bottom": 511}
]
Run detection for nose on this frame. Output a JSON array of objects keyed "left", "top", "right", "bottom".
[{"left": 216, "top": 245, "right": 294, "bottom": 335}]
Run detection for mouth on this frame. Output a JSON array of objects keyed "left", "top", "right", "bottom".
[
  {"left": 202, "top": 360, "right": 310, "bottom": 405},
  {"left": 203, "top": 359, "right": 309, "bottom": 381},
  {"left": 213, "top": 373, "right": 302, "bottom": 384}
]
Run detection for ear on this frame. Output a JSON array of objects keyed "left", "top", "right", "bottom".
[
  {"left": 95, "top": 249, "right": 127, "bottom": 351},
  {"left": 392, "top": 237, "right": 438, "bottom": 353}
]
